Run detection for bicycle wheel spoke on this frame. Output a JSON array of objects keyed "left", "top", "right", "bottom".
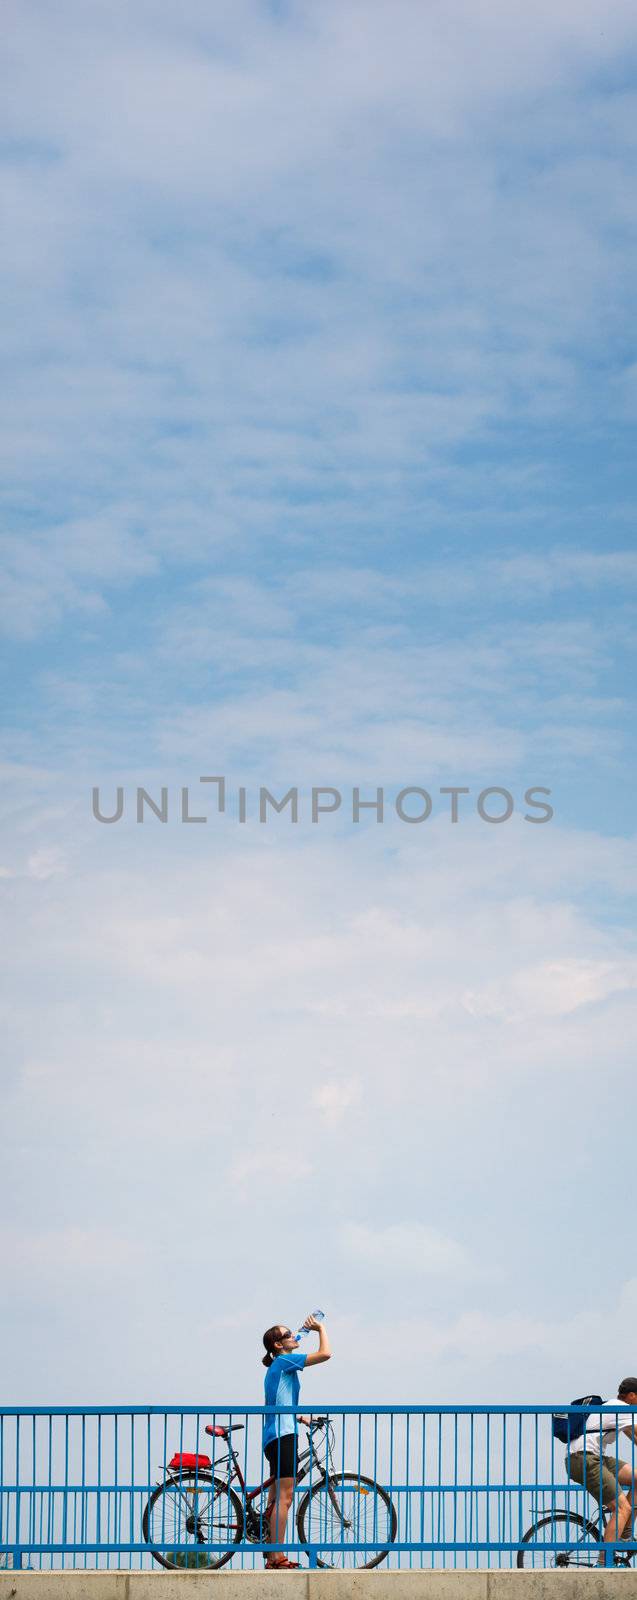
[
  {"left": 144, "top": 1474, "right": 242, "bottom": 1570},
  {"left": 300, "top": 1474, "right": 396, "bottom": 1569},
  {"left": 518, "top": 1512, "right": 601, "bottom": 1569}
]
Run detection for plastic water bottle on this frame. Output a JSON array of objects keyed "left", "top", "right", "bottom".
[{"left": 294, "top": 1309, "right": 325, "bottom": 1343}]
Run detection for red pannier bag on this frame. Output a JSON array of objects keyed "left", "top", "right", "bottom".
[{"left": 168, "top": 1452, "right": 211, "bottom": 1471}]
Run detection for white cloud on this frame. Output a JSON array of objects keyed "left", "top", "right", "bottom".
[
  {"left": 148, "top": 613, "right": 624, "bottom": 786},
  {"left": 0, "top": 1224, "right": 143, "bottom": 1288},
  {"left": 26, "top": 847, "right": 67, "bottom": 880},
  {"left": 463, "top": 958, "right": 637, "bottom": 1022},
  {"left": 312, "top": 1079, "right": 362, "bottom": 1123},
  {"left": 490, "top": 551, "right": 637, "bottom": 598},
  {"left": 334, "top": 1276, "right": 637, "bottom": 1402},
  {"left": 231, "top": 1149, "right": 312, "bottom": 1186},
  {"left": 342, "top": 1221, "right": 469, "bottom": 1277}
]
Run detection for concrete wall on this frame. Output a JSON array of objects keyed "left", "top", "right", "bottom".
[{"left": 2, "top": 1576, "right": 637, "bottom": 1599}]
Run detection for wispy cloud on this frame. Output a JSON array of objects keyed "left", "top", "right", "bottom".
[
  {"left": 342, "top": 1221, "right": 470, "bottom": 1278},
  {"left": 462, "top": 957, "right": 637, "bottom": 1022},
  {"left": 312, "top": 1078, "right": 362, "bottom": 1123}
]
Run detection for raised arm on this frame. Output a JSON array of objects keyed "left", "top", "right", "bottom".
[{"left": 304, "top": 1316, "right": 331, "bottom": 1367}]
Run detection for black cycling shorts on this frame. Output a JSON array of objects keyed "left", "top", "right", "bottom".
[{"left": 265, "top": 1434, "right": 297, "bottom": 1479}]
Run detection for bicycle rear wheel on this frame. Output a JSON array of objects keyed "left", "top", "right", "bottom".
[
  {"left": 517, "top": 1511, "right": 600, "bottom": 1568},
  {"left": 142, "top": 1471, "right": 244, "bottom": 1569},
  {"left": 297, "top": 1471, "right": 397, "bottom": 1569}
]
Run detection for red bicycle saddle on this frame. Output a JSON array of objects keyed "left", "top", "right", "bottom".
[{"left": 205, "top": 1423, "right": 245, "bottom": 1437}]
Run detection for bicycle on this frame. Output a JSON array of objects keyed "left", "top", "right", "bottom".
[
  {"left": 518, "top": 1503, "right": 637, "bottom": 1568},
  {"left": 142, "top": 1415, "right": 398, "bottom": 1570}
]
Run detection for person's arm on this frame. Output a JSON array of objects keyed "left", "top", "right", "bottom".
[
  {"left": 304, "top": 1316, "right": 331, "bottom": 1367},
  {"left": 616, "top": 1403, "right": 637, "bottom": 1445}
]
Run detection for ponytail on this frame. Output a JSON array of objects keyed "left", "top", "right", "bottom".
[{"left": 262, "top": 1325, "right": 283, "bottom": 1367}]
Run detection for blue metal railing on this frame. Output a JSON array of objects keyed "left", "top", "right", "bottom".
[{"left": 1, "top": 1405, "right": 636, "bottom": 1570}]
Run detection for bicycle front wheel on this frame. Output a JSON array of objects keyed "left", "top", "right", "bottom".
[
  {"left": 517, "top": 1511, "right": 600, "bottom": 1568},
  {"left": 297, "top": 1472, "right": 397, "bottom": 1569},
  {"left": 142, "top": 1471, "right": 244, "bottom": 1569}
]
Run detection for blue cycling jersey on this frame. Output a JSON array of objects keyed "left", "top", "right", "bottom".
[{"left": 263, "top": 1351, "right": 307, "bottom": 1448}]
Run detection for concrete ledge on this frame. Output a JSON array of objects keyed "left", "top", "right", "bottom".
[{"left": 3, "top": 1576, "right": 637, "bottom": 1599}]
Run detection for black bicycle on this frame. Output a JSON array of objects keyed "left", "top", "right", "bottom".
[
  {"left": 143, "top": 1416, "right": 398, "bottom": 1570},
  {"left": 518, "top": 1505, "right": 637, "bottom": 1567}
]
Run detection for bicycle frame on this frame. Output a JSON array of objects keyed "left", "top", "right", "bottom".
[
  {"left": 220, "top": 1425, "right": 329, "bottom": 1527},
  {"left": 533, "top": 1502, "right": 634, "bottom": 1541}
]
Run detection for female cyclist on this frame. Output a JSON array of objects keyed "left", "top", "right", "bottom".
[{"left": 261, "top": 1314, "right": 331, "bottom": 1569}]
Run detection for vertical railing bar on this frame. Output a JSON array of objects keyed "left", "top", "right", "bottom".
[
  {"left": 145, "top": 1412, "right": 151, "bottom": 1573},
  {"left": 242, "top": 1407, "right": 251, "bottom": 1571},
  {"left": 0, "top": 1414, "right": 3, "bottom": 1556},
  {"left": 357, "top": 1407, "right": 363, "bottom": 1570},
  {"left": 37, "top": 1415, "right": 45, "bottom": 1569},
  {"left": 60, "top": 1413, "right": 68, "bottom": 1562},
  {"left": 129, "top": 1411, "right": 134, "bottom": 1571},
  {"left": 486, "top": 1410, "right": 491, "bottom": 1569},
  {"left": 340, "top": 1408, "right": 346, "bottom": 1565},
  {"left": 388, "top": 1410, "right": 394, "bottom": 1571},
  {"left": 406, "top": 1409, "right": 411, "bottom": 1571},
  {"left": 436, "top": 1412, "right": 442, "bottom": 1567},
  {"left": 14, "top": 1414, "right": 21, "bottom": 1572},
  {"left": 114, "top": 1413, "right": 119, "bottom": 1562},
  {"left": 29, "top": 1412, "right": 36, "bottom": 1560},
  {"left": 178, "top": 1408, "right": 184, "bottom": 1561},
  {"left": 72, "top": 1475, "right": 77, "bottom": 1569},
  {"left": 502, "top": 1408, "right": 508, "bottom": 1568},
  {"left": 47, "top": 1413, "right": 54, "bottom": 1570},
  {"left": 516, "top": 1410, "right": 522, "bottom": 1568},
  {"left": 96, "top": 1412, "right": 102, "bottom": 1566},
  {"left": 469, "top": 1409, "right": 474, "bottom": 1563},
  {"left": 29, "top": 1413, "right": 35, "bottom": 1557},
  {"left": 372, "top": 1411, "right": 378, "bottom": 1556},
  {"left": 160, "top": 1411, "right": 167, "bottom": 1552},
  {"left": 81, "top": 1413, "right": 87, "bottom": 1568}
]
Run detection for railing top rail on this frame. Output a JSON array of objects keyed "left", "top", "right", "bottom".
[{"left": 0, "top": 1402, "right": 629, "bottom": 1415}]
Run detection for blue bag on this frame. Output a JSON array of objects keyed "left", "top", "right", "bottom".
[{"left": 552, "top": 1394, "right": 603, "bottom": 1445}]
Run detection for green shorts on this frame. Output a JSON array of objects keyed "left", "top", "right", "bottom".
[{"left": 566, "top": 1451, "right": 623, "bottom": 1507}]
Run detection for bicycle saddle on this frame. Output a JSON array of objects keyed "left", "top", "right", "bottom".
[{"left": 205, "top": 1423, "right": 245, "bottom": 1436}]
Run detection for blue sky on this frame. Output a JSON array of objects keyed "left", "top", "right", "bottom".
[{"left": 1, "top": 0, "right": 637, "bottom": 1406}]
